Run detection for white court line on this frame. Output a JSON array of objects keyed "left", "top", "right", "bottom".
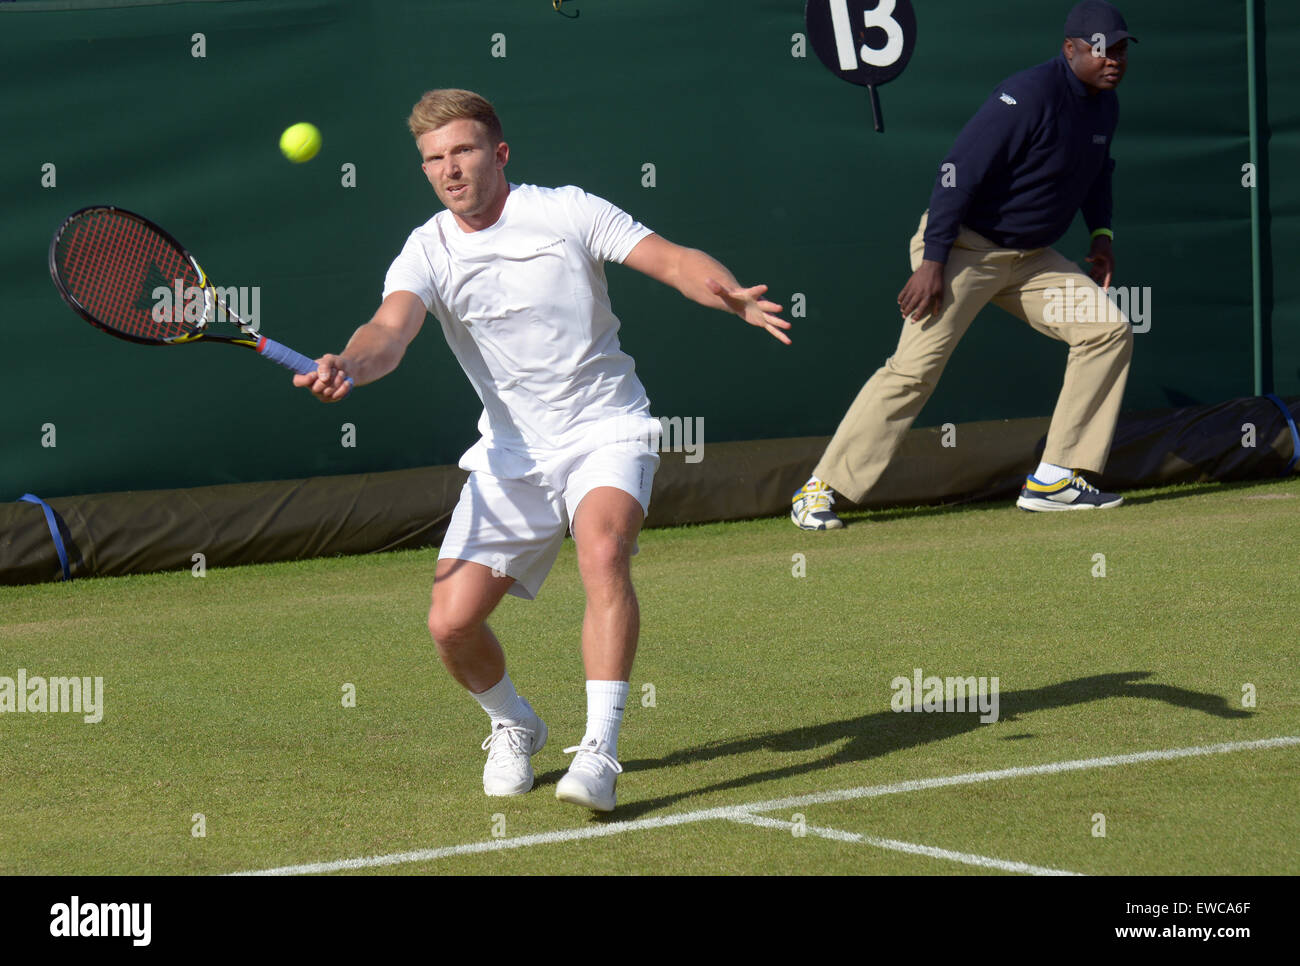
[
  {"left": 727, "top": 812, "right": 1082, "bottom": 876},
  {"left": 738, "top": 735, "right": 1300, "bottom": 815},
  {"left": 232, "top": 735, "right": 1299, "bottom": 876},
  {"left": 229, "top": 805, "right": 753, "bottom": 876}
]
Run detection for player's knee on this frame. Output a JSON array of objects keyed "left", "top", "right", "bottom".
[
  {"left": 577, "top": 531, "right": 632, "bottom": 582},
  {"left": 427, "top": 607, "right": 481, "bottom": 648}
]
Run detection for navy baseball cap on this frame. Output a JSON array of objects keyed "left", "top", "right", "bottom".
[{"left": 1064, "top": 0, "right": 1138, "bottom": 46}]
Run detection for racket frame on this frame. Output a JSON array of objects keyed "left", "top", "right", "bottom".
[{"left": 48, "top": 204, "right": 261, "bottom": 349}]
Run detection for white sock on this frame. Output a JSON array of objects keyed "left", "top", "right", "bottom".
[
  {"left": 1032, "top": 461, "right": 1072, "bottom": 484},
  {"left": 805, "top": 475, "right": 830, "bottom": 492},
  {"left": 582, "top": 680, "right": 629, "bottom": 758},
  {"left": 472, "top": 672, "right": 529, "bottom": 725}
]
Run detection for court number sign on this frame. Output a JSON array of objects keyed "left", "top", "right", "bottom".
[{"left": 805, "top": 0, "right": 918, "bottom": 131}]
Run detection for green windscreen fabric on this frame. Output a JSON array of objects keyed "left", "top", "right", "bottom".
[
  {"left": 1262, "top": 3, "right": 1300, "bottom": 398},
  {"left": 0, "top": 0, "right": 1284, "bottom": 500}
]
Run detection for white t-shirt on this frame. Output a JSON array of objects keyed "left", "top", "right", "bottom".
[{"left": 383, "top": 183, "right": 657, "bottom": 478}]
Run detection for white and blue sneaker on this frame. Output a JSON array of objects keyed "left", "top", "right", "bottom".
[
  {"left": 791, "top": 477, "right": 844, "bottom": 530},
  {"left": 1016, "top": 473, "right": 1123, "bottom": 511},
  {"left": 481, "top": 699, "right": 548, "bottom": 796},
  {"left": 555, "top": 738, "right": 623, "bottom": 812}
]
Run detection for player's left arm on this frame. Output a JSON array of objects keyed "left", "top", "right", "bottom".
[{"left": 622, "top": 233, "right": 791, "bottom": 345}]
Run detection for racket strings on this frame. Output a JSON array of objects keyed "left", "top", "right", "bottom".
[{"left": 56, "top": 211, "right": 201, "bottom": 341}]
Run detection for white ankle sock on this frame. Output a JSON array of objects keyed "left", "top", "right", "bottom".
[
  {"left": 472, "top": 672, "right": 528, "bottom": 725},
  {"left": 582, "top": 680, "right": 629, "bottom": 758},
  {"left": 1033, "top": 461, "right": 1072, "bottom": 484}
]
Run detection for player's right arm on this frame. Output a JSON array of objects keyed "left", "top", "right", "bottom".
[{"left": 294, "top": 290, "right": 426, "bottom": 402}]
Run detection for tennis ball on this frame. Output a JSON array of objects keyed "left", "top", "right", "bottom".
[{"left": 279, "top": 122, "right": 321, "bottom": 163}]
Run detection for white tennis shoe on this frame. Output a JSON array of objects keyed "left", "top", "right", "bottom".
[
  {"left": 555, "top": 738, "right": 623, "bottom": 812},
  {"left": 791, "top": 477, "right": 844, "bottom": 530},
  {"left": 1016, "top": 473, "right": 1123, "bottom": 511},
  {"left": 481, "top": 699, "right": 548, "bottom": 796}
]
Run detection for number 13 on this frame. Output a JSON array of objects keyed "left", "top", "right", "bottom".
[{"left": 829, "top": 0, "right": 904, "bottom": 70}]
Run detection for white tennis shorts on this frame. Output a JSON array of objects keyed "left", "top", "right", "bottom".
[{"left": 438, "top": 441, "right": 660, "bottom": 600}]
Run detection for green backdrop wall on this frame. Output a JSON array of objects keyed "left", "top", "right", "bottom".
[{"left": 1, "top": 0, "right": 1293, "bottom": 499}]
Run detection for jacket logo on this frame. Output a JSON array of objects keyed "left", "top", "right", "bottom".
[
  {"left": 999, "top": 93, "right": 1017, "bottom": 105},
  {"left": 1092, "top": 134, "right": 1107, "bottom": 144}
]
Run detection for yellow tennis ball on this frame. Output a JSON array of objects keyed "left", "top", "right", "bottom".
[{"left": 279, "top": 122, "right": 321, "bottom": 163}]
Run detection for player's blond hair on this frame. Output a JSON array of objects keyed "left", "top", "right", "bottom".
[{"left": 407, "top": 89, "right": 504, "bottom": 144}]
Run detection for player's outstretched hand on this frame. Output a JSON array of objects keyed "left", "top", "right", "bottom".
[
  {"left": 704, "top": 278, "right": 792, "bottom": 345},
  {"left": 1085, "top": 236, "right": 1114, "bottom": 289},
  {"left": 293, "top": 353, "right": 354, "bottom": 403},
  {"left": 898, "top": 260, "right": 945, "bottom": 323}
]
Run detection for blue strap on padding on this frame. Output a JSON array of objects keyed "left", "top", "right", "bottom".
[
  {"left": 1263, "top": 394, "right": 1300, "bottom": 476},
  {"left": 18, "top": 493, "right": 71, "bottom": 581}
]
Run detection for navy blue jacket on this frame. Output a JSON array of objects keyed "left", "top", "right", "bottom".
[{"left": 922, "top": 52, "right": 1118, "bottom": 263}]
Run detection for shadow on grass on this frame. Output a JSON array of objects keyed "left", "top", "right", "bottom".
[{"left": 560, "top": 671, "right": 1251, "bottom": 822}]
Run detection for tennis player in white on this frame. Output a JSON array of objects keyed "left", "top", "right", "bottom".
[{"left": 295, "top": 89, "right": 790, "bottom": 812}]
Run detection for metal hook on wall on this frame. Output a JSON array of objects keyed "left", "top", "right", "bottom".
[{"left": 553, "top": 0, "right": 579, "bottom": 19}]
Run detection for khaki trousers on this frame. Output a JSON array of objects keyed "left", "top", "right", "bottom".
[{"left": 815, "top": 211, "right": 1133, "bottom": 502}]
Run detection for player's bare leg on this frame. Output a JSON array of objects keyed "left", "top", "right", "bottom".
[
  {"left": 428, "top": 558, "right": 548, "bottom": 796},
  {"left": 573, "top": 486, "right": 643, "bottom": 680},
  {"left": 557, "top": 485, "right": 645, "bottom": 810},
  {"left": 427, "top": 557, "right": 515, "bottom": 692}
]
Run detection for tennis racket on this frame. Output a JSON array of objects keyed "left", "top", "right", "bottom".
[{"left": 48, "top": 205, "right": 323, "bottom": 377}]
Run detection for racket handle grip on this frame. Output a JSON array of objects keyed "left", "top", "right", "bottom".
[{"left": 257, "top": 336, "right": 321, "bottom": 376}]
